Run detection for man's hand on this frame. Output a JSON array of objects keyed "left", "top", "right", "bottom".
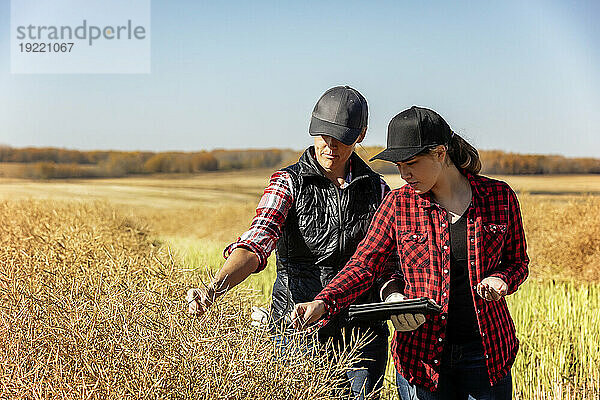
[
  {"left": 186, "top": 248, "right": 260, "bottom": 316},
  {"left": 386, "top": 292, "right": 426, "bottom": 332},
  {"left": 186, "top": 287, "right": 215, "bottom": 316},
  {"left": 477, "top": 276, "right": 508, "bottom": 301},
  {"left": 291, "top": 300, "right": 326, "bottom": 330}
]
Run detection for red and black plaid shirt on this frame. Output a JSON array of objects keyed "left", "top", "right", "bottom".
[{"left": 315, "top": 172, "right": 529, "bottom": 390}]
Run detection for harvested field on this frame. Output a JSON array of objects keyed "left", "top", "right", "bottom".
[
  {"left": 0, "top": 200, "right": 359, "bottom": 399},
  {"left": 0, "top": 171, "right": 599, "bottom": 399}
]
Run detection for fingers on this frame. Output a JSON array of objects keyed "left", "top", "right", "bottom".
[
  {"left": 291, "top": 303, "right": 305, "bottom": 330},
  {"left": 477, "top": 282, "right": 494, "bottom": 300},
  {"left": 404, "top": 313, "right": 417, "bottom": 327},
  {"left": 476, "top": 282, "right": 487, "bottom": 300},
  {"left": 477, "top": 278, "right": 507, "bottom": 301},
  {"left": 390, "top": 315, "right": 402, "bottom": 331},
  {"left": 386, "top": 295, "right": 427, "bottom": 331},
  {"left": 489, "top": 279, "right": 508, "bottom": 297},
  {"left": 414, "top": 313, "right": 426, "bottom": 325},
  {"left": 186, "top": 288, "right": 210, "bottom": 316},
  {"left": 489, "top": 287, "right": 502, "bottom": 301},
  {"left": 291, "top": 301, "right": 325, "bottom": 330},
  {"left": 394, "top": 313, "right": 408, "bottom": 331}
]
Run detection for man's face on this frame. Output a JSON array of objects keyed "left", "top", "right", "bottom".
[
  {"left": 395, "top": 147, "right": 445, "bottom": 194},
  {"left": 313, "top": 135, "right": 356, "bottom": 172}
]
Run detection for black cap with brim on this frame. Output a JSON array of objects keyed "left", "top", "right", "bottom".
[
  {"left": 309, "top": 116, "right": 363, "bottom": 146},
  {"left": 369, "top": 146, "right": 425, "bottom": 163},
  {"left": 370, "top": 106, "right": 453, "bottom": 164}
]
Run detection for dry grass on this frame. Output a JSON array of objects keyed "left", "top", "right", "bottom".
[
  {"left": 1, "top": 171, "right": 599, "bottom": 243},
  {"left": 1, "top": 171, "right": 600, "bottom": 399},
  {"left": 491, "top": 175, "right": 600, "bottom": 195},
  {"left": 0, "top": 200, "right": 365, "bottom": 399},
  {"left": 519, "top": 195, "right": 600, "bottom": 281},
  {"left": 383, "top": 174, "right": 600, "bottom": 196}
]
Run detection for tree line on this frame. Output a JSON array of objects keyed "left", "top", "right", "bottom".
[
  {"left": 0, "top": 146, "right": 299, "bottom": 179},
  {"left": 0, "top": 145, "right": 597, "bottom": 179},
  {"left": 361, "top": 146, "right": 600, "bottom": 175}
]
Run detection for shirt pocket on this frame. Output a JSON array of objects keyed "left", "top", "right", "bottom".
[
  {"left": 482, "top": 223, "right": 507, "bottom": 268},
  {"left": 400, "top": 231, "right": 429, "bottom": 269}
]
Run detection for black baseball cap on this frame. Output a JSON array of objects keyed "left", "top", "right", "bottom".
[
  {"left": 309, "top": 86, "right": 368, "bottom": 145},
  {"left": 370, "top": 106, "right": 453, "bottom": 163}
]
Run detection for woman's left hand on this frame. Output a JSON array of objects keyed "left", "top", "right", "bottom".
[
  {"left": 477, "top": 277, "right": 508, "bottom": 301},
  {"left": 291, "top": 300, "right": 326, "bottom": 330}
]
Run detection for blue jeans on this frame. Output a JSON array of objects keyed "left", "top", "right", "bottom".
[
  {"left": 274, "top": 331, "right": 388, "bottom": 400},
  {"left": 396, "top": 341, "right": 512, "bottom": 400}
]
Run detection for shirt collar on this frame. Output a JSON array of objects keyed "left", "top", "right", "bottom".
[
  {"left": 465, "top": 170, "right": 491, "bottom": 198},
  {"left": 339, "top": 160, "right": 353, "bottom": 188}
]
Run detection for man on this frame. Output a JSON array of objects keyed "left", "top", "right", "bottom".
[{"left": 187, "top": 86, "right": 393, "bottom": 399}]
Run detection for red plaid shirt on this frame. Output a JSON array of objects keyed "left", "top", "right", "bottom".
[{"left": 315, "top": 172, "right": 529, "bottom": 390}]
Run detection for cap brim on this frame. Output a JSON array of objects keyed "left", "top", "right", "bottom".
[
  {"left": 309, "top": 116, "right": 362, "bottom": 146},
  {"left": 369, "top": 147, "right": 425, "bottom": 163}
]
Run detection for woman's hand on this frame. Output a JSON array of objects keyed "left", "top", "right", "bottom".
[
  {"left": 186, "top": 287, "right": 215, "bottom": 316},
  {"left": 477, "top": 277, "right": 508, "bottom": 301},
  {"left": 385, "top": 292, "right": 426, "bottom": 332},
  {"left": 291, "top": 300, "right": 326, "bottom": 330}
]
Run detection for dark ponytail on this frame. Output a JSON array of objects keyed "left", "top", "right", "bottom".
[{"left": 446, "top": 132, "right": 481, "bottom": 175}]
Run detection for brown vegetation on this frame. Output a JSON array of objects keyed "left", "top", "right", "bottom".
[
  {"left": 143, "top": 152, "right": 218, "bottom": 174},
  {"left": 359, "top": 146, "right": 600, "bottom": 175},
  {"left": 0, "top": 200, "right": 362, "bottom": 399},
  {"left": 519, "top": 195, "right": 600, "bottom": 281},
  {"left": 212, "top": 149, "right": 299, "bottom": 170},
  {"left": 479, "top": 151, "right": 600, "bottom": 175},
  {"left": 0, "top": 147, "right": 291, "bottom": 179},
  {"left": 2, "top": 145, "right": 599, "bottom": 179},
  {"left": 25, "top": 161, "right": 101, "bottom": 179},
  {"left": 0, "top": 173, "right": 598, "bottom": 399}
]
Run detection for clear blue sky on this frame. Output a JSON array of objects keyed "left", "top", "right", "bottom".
[{"left": 1, "top": 0, "right": 599, "bottom": 157}]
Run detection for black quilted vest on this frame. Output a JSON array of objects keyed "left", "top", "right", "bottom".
[{"left": 271, "top": 147, "right": 388, "bottom": 340}]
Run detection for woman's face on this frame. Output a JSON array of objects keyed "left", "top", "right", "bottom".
[
  {"left": 313, "top": 134, "right": 361, "bottom": 172},
  {"left": 396, "top": 147, "right": 445, "bottom": 194}
]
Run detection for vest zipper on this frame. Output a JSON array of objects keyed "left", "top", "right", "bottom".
[
  {"left": 334, "top": 185, "right": 343, "bottom": 257},
  {"left": 333, "top": 175, "right": 373, "bottom": 261}
]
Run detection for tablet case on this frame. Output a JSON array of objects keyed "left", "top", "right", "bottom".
[{"left": 345, "top": 297, "right": 442, "bottom": 323}]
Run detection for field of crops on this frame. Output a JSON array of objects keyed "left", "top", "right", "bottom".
[{"left": 1, "top": 172, "right": 599, "bottom": 399}]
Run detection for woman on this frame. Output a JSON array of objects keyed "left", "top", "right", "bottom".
[
  {"left": 187, "top": 86, "right": 393, "bottom": 400},
  {"left": 293, "top": 106, "right": 529, "bottom": 399}
]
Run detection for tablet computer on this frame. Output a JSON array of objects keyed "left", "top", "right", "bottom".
[{"left": 346, "top": 297, "right": 442, "bottom": 323}]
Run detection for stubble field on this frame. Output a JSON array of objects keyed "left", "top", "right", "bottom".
[{"left": 0, "top": 171, "right": 598, "bottom": 399}]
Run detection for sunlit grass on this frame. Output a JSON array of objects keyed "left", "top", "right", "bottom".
[
  {"left": 508, "top": 280, "right": 600, "bottom": 399},
  {"left": 0, "top": 201, "right": 356, "bottom": 399},
  {"left": 1, "top": 171, "right": 599, "bottom": 399},
  {"left": 172, "top": 238, "right": 600, "bottom": 399}
]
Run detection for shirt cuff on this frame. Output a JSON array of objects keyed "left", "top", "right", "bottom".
[
  {"left": 378, "top": 273, "right": 406, "bottom": 300},
  {"left": 223, "top": 241, "right": 266, "bottom": 273},
  {"left": 379, "top": 279, "right": 396, "bottom": 302},
  {"left": 314, "top": 294, "right": 340, "bottom": 318}
]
